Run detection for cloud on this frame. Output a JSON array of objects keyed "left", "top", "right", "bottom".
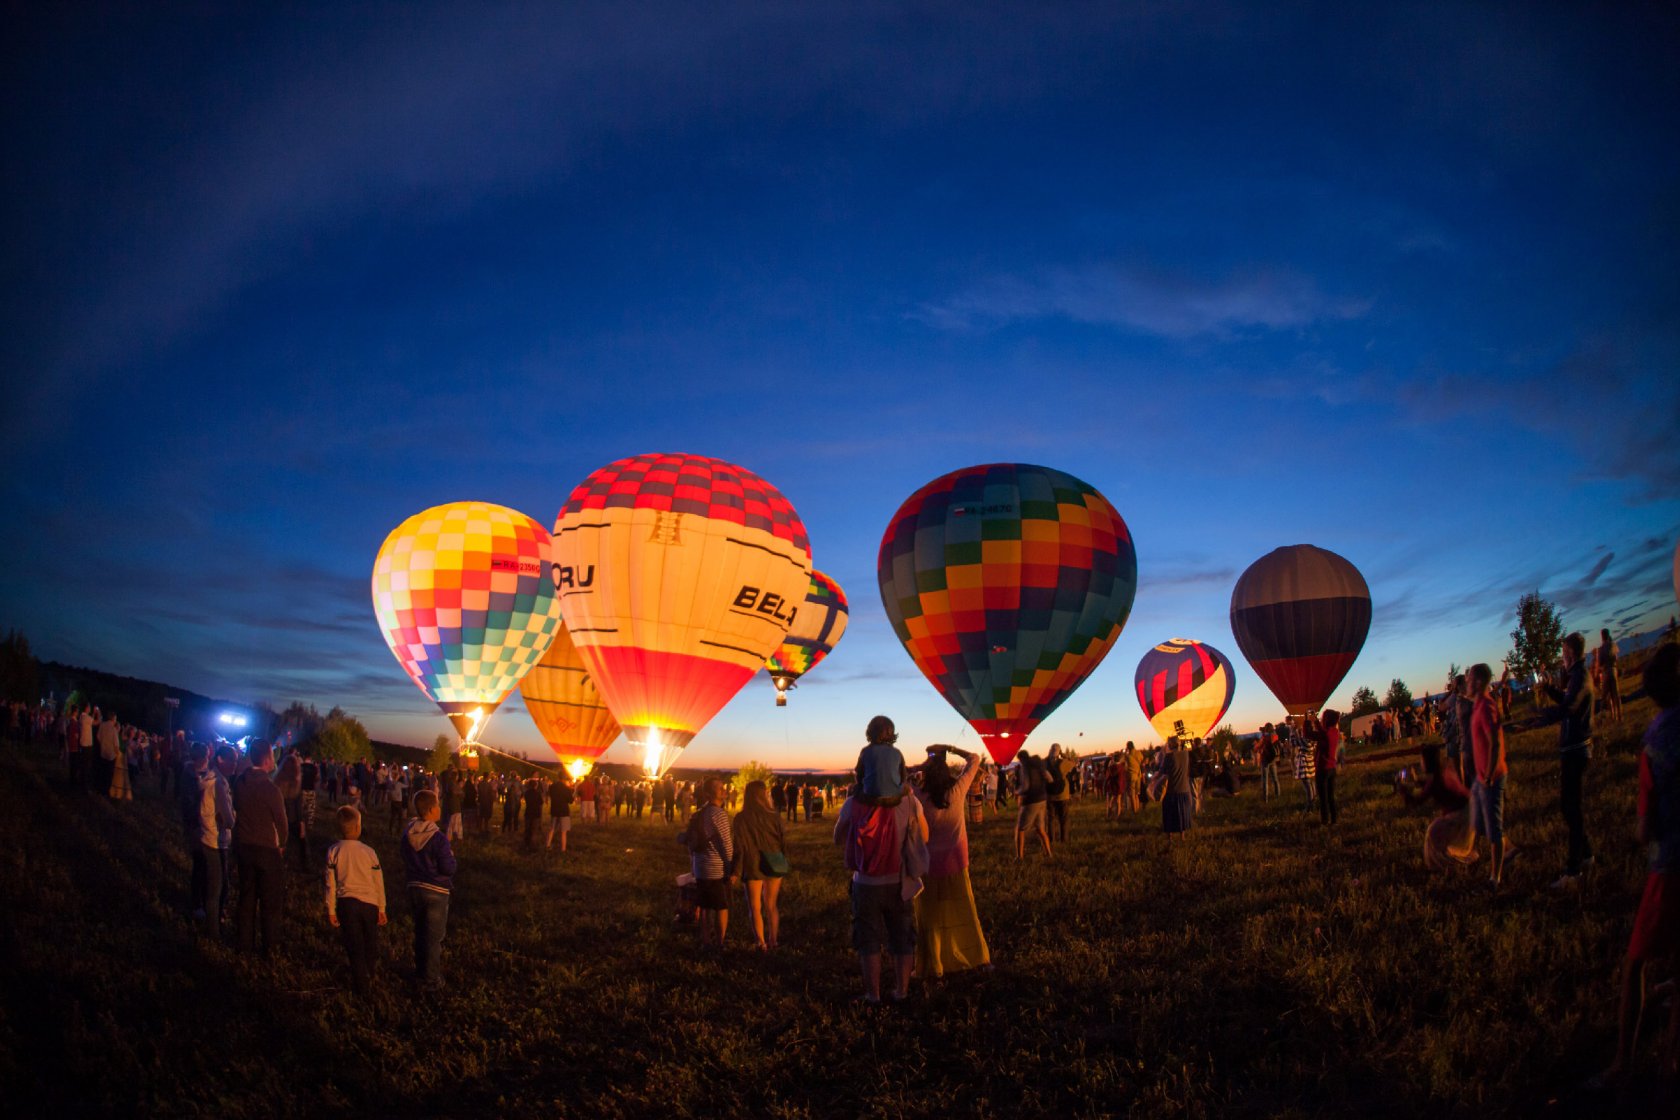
[
  {"left": 1581, "top": 552, "right": 1614, "bottom": 587},
  {"left": 914, "top": 264, "right": 1371, "bottom": 339}
]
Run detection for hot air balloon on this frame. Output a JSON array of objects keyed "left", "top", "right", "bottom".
[
  {"left": 519, "top": 621, "right": 620, "bottom": 779},
  {"left": 764, "top": 569, "right": 849, "bottom": 706},
  {"left": 1229, "top": 544, "right": 1370, "bottom": 716},
  {"left": 1134, "top": 638, "right": 1236, "bottom": 742},
  {"left": 878, "top": 462, "right": 1138, "bottom": 766},
  {"left": 552, "top": 453, "right": 811, "bottom": 777},
  {"left": 372, "top": 501, "right": 561, "bottom": 743}
]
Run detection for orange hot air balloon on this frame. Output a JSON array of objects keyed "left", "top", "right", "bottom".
[
  {"left": 371, "top": 501, "right": 560, "bottom": 741},
  {"left": 552, "top": 453, "right": 812, "bottom": 776},
  {"left": 765, "top": 570, "right": 849, "bottom": 706},
  {"left": 519, "top": 622, "right": 620, "bottom": 779}
]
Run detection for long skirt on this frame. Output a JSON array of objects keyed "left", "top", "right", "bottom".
[
  {"left": 1424, "top": 809, "right": 1478, "bottom": 872},
  {"left": 914, "top": 868, "right": 990, "bottom": 978},
  {"left": 109, "top": 749, "right": 133, "bottom": 801}
]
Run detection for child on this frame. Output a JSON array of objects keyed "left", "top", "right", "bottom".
[
  {"left": 324, "top": 805, "right": 386, "bottom": 996},
  {"left": 402, "top": 789, "right": 457, "bottom": 990},
  {"left": 855, "top": 714, "right": 907, "bottom": 806}
]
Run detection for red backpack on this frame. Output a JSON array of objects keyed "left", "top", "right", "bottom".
[{"left": 844, "top": 804, "right": 901, "bottom": 877}]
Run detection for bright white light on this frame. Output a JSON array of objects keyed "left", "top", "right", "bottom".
[
  {"left": 462, "top": 706, "right": 487, "bottom": 744},
  {"left": 218, "top": 712, "right": 248, "bottom": 728},
  {"left": 642, "top": 728, "right": 663, "bottom": 778},
  {"left": 565, "top": 758, "right": 592, "bottom": 780}
]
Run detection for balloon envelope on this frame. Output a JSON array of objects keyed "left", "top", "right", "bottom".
[
  {"left": 1134, "top": 638, "right": 1236, "bottom": 742},
  {"left": 1229, "top": 544, "right": 1370, "bottom": 716},
  {"left": 552, "top": 452, "right": 812, "bottom": 776},
  {"left": 878, "top": 462, "right": 1138, "bottom": 765},
  {"left": 765, "top": 569, "right": 850, "bottom": 705},
  {"left": 372, "top": 501, "right": 561, "bottom": 738},
  {"left": 519, "top": 622, "right": 620, "bottom": 778}
]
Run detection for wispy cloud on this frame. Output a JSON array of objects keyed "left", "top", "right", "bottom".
[{"left": 913, "top": 264, "right": 1371, "bottom": 339}]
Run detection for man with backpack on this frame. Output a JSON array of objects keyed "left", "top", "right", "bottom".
[{"left": 833, "top": 782, "right": 928, "bottom": 1004}]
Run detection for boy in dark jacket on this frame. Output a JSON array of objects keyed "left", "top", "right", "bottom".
[{"left": 402, "top": 789, "right": 457, "bottom": 989}]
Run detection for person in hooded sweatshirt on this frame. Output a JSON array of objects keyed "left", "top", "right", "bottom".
[{"left": 402, "top": 788, "right": 457, "bottom": 990}]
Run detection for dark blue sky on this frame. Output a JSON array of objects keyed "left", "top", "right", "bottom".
[{"left": 4, "top": 3, "right": 1677, "bottom": 765}]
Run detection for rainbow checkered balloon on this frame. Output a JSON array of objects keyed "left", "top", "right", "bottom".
[
  {"left": 372, "top": 501, "right": 561, "bottom": 738},
  {"left": 878, "top": 463, "right": 1138, "bottom": 765},
  {"left": 764, "top": 569, "right": 849, "bottom": 704}
]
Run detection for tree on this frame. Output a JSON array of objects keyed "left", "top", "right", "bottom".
[
  {"left": 1384, "top": 679, "right": 1414, "bottom": 713},
  {"left": 428, "top": 733, "right": 454, "bottom": 774},
  {"left": 1349, "top": 687, "right": 1380, "bottom": 717},
  {"left": 731, "top": 760, "right": 775, "bottom": 797},
  {"left": 313, "top": 709, "right": 372, "bottom": 763},
  {"left": 1208, "top": 725, "right": 1240, "bottom": 753},
  {"left": 1508, "top": 591, "right": 1565, "bottom": 679},
  {"left": 275, "top": 701, "right": 323, "bottom": 749},
  {"left": 0, "top": 629, "right": 39, "bottom": 703}
]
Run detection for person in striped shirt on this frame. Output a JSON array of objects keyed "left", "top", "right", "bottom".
[{"left": 681, "top": 778, "right": 736, "bottom": 949}]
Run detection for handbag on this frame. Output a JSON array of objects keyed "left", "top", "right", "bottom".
[{"left": 759, "top": 850, "right": 791, "bottom": 878}]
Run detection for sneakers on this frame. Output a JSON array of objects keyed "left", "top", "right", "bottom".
[{"left": 1550, "top": 873, "right": 1581, "bottom": 890}]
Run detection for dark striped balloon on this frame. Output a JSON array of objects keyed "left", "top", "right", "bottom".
[
  {"left": 1134, "top": 638, "right": 1236, "bottom": 742},
  {"left": 1229, "top": 544, "right": 1370, "bottom": 716}
]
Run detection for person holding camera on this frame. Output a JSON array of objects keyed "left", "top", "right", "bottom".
[
  {"left": 1396, "top": 743, "right": 1478, "bottom": 872},
  {"left": 1537, "top": 633, "right": 1596, "bottom": 890}
]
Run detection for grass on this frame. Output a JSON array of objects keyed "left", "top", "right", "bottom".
[{"left": 0, "top": 680, "right": 1669, "bottom": 1118}]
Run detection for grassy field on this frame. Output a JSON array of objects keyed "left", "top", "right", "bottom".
[{"left": 0, "top": 686, "right": 1669, "bottom": 1118}]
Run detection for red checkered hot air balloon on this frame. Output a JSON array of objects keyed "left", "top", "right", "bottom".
[
  {"left": 1229, "top": 544, "right": 1370, "bottom": 716},
  {"left": 551, "top": 453, "right": 811, "bottom": 777},
  {"left": 878, "top": 463, "right": 1138, "bottom": 766},
  {"left": 1134, "top": 638, "right": 1236, "bottom": 742}
]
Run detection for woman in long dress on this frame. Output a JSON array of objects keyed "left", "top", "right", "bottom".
[{"left": 911, "top": 746, "right": 991, "bottom": 979}]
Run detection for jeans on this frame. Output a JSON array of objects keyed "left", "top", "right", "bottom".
[
  {"left": 194, "top": 843, "right": 228, "bottom": 938},
  {"left": 337, "top": 897, "right": 380, "bottom": 995},
  {"left": 1300, "top": 777, "right": 1316, "bottom": 807},
  {"left": 409, "top": 888, "right": 450, "bottom": 986},
  {"left": 1260, "top": 763, "right": 1280, "bottom": 799},
  {"left": 1471, "top": 776, "right": 1505, "bottom": 845},
  {"left": 1048, "top": 799, "right": 1070, "bottom": 842},
  {"left": 235, "top": 843, "right": 285, "bottom": 955},
  {"left": 1316, "top": 771, "right": 1338, "bottom": 825},
  {"left": 1560, "top": 747, "right": 1592, "bottom": 875}
]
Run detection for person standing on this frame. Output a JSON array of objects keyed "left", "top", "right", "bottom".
[
  {"left": 76, "top": 705, "right": 96, "bottom": 790},
  {"left": 297, "top": 751, "right": 319, "bottom": 868},
  {"left": 1290, "top": 722, "right": 1317, "bottom": 810},
  {"left": 833, "top": 780, "right": 928, "bottom": 1003},
  {"left": 96, "top": 711, "right": 120, "bottom": 797},
  {"left": 1123, "top": 743, "right": 1143, "bottom": 816},
  {"left": 1012, "top": 750, "right": 1052, "bottom": 860},
  {"left": 1468, "top": 663, "right": 1510, "bottom": 891},
  {"left": 1258, "top": 726, "right": 1281, "bottom": 801},
  {"left": 521, "top": 775, "right": 544, "bottom": 853},
  {"left": 1595, "top": 628, "right": 1623, "bottom": 724},
  {"left": 232, "top": 740, "right": 288, "bottom": 956},
  {"left": 441, "top": 765, "right": 465, "bottom": 848},
  {"left": 324, "top": 806, "right": 387, "bottom": 997},
  {"left": 1307, "top": 711, "right": 1342, "bottom": 826},
  {"left": 191, "top": 744, "right": 236, "bottom": 939},
  {"left": 911, "top": 746, "right": 990, "bottom": 979},
  {"left": 1045, "top": 743, "right": 1075, "bottom": 843},
  {"left": 1157, "top": 737, "right": 1194, "bottom": 842},
  {"left": 1599, "top": 644, "right": 1680, "bottom": 1085},
  {"left": 546, "top": 771, "right": 574, "bottom": 852},
  {"left": 402, "top": 789, "right": 457, "bottom": 990},
  {"left": 730, "top": 780, "right": 788, "bottom": 951},
  {"left": 1538, "top": 633, "right": 1596, "bottom": 889},
  {"left": 683, "top": 778, "right": 735, "bottom": 949}
]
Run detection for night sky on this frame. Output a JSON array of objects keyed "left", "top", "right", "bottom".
[{"left": 4, "top": 4, "right": 1677, "bottom": 768}]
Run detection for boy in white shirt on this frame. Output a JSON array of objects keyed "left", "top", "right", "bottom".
[{"left": 324, "top": 805, "right": 386, "bottom": 996}]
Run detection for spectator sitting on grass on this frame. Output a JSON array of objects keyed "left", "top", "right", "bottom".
[{"left": 1396, "top": 743, "right": 1478, "bottom": 873}]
